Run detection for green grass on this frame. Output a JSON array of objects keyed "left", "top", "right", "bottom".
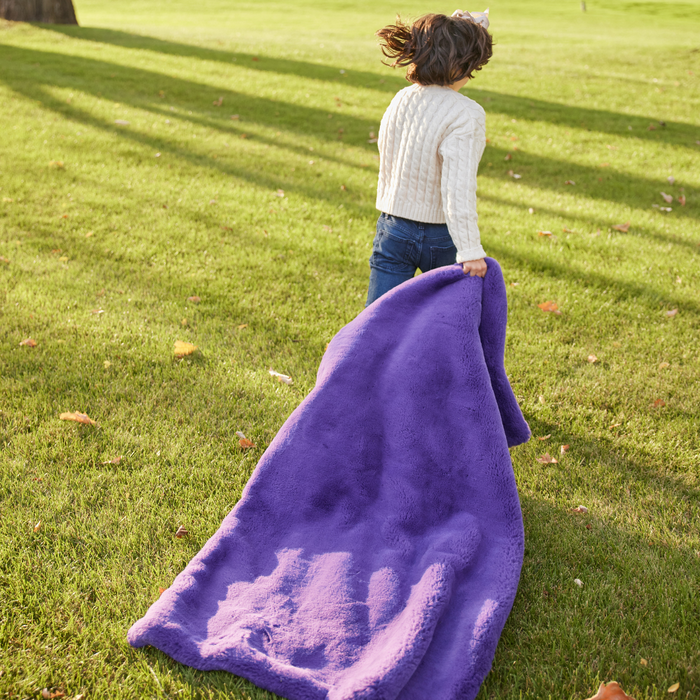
[{"left": 0, "top": 0, "right": 699, "bottom": 698}]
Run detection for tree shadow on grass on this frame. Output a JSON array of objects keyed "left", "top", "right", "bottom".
[
  {"left": 1, "top": 43, "right": 698, "bottom": 227},
  {"left": 41, "top": 24, "right": 700, "bottom": 149}
]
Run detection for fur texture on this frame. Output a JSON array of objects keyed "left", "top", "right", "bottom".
[{"left": 128, "top": 258, "right": 530, "bottom": 700}]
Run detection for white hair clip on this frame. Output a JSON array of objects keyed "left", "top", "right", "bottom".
[{"left": 451, "top": 8, "right": 490, "bottom": 29}]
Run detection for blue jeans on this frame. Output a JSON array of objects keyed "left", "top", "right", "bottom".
[{"left": 366, "top": 213, "right": 457, "bottom": 306}]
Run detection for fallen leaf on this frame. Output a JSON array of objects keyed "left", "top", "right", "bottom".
[
  {"left": 574, "top": 578, "right": 583, "bottom": 587},
  {"left": 666, "top": 309, "right": 678, "bottom": 317},
  {"left": 187, "top": 295, "right": 201, "bottom": 303},
  {"left": 612, "top": 221, "right": 631, "bottom": 232},
  {"left": 538, "top": 395, "right": 546, "bottom": 404},
  {"left": 678, "top": 195, "right": 686, "bottom": 206},
  {"left": 659, "top": 362, "right": 670, "bottom": 369},
  {"left": 34, "top": 521, "right": 42, "bottom": 532},
  {"left": 239, "top": 437, "right": 256, "bottom": 449},
  {"left": 340, "top": 184, "right": 347, "bottom": 191},
  {"left": 572, "top": 505, "right": 588, "bottom": 513},
  {"left": 155, "top": 152, "right": 161, "bottom": 158},
  {"left": 174, "top": 340, "right": 197, "bottom": 357},
  {"left": 48, "top": 160, "right": 65, "bottom": 169},
  {"left": 660, "top": 191, "right": 673, "bottom": 203},
  {"left": 609, "top": 423, "right": 622, "bottom": 429},
  {"left": 115, "top": 119, "right": 130, "bottom": 126},
  {"left": 538, "top": 230, "right": 553, "bottom": 237},
  {"left": 175, "top": 525, "right": 188, "bottom": 538},
  {"left": 504, "top": 153, "right": 512, "bottom": 161},
  {"left": 640, "top": 658, "right": 648, "bottom": 667},
  {"left": 588, "top": 354, "right": 598, "bottom": 363},
  {"left": 213, "top": 96, "right": 224, "bottom": 106},
  {"left": 59, "top": 256, "right": 68, "bottom": 262},
  {"left": 20, "top": 338, "right": 38, "bottom": 347},
  {"left": 90, "top": 309, "right": 104, "bottom": 315},
  {"left": 584, "top": 681, "right": 636, "bottom": 700},
  {"left": 102, "top": 456, "right": 121, "bottom": 464},
  {"left": 269, "top": 369, "right": 293, "bottom": 385},
  {"left": 648, "top": 124, "right": 657, "bottom": 131},
  {"left": 537, "top": 453, "right": 558, "bottom": 464},
  {"left": 0, "top": 255, "right": 10, "bottom": 263},
  {"left": 230, "top": 114, "right": 240, "bottom": 120},
  {"left": 562, "top": 227, "right": 574, "bottom": 233},
  {"left": 103, "top": 360, "right": 112, "bottom": 369},
  {"left": 653, "top": 399, "right": 666, "bottom": 408},
  {"left": 181, "top": 318, "right": 187, "bottom": 326},
  {"left": 275, "top": 189, "right": 285, "bottom": 197},
  {"left": 96, "top": 288, "right": 105, "bottom": 297},
  {"left": 60, "top": 412, "right": 97, "bottom": 426},
  {"left": 158, "top": 587, "right": 166, "bottom": 596},
  {"left": 565, "top": 180, "right": 576, "bottom": 185},
  {"left": 252, "top": 56, "right": 259, "bottom": 61},
  {"left": 560, "top": 444, "right": 570, "bottom": 455},
  {"left": 537, "top": 434, "right": 551, "bottom": 441},
  {"left": 507, "top": 170, "right": 522, "bottom": 179},
  {"left": 237, "top": 323, "right": 248, "bottom": 329},
  {"left": 538, "top": 301, "right": 561, "bottom": 314},
  {"left": 668, "top": 683, "right": 680, "bottom": 694}
]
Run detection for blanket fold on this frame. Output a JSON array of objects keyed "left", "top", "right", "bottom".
[{"left": 128, "top": 258, "right": 530, "bottom": 700}]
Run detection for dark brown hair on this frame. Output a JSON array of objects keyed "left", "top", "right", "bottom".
[{"left": 376, "top": 13, "right": 493, "bottom": 86}]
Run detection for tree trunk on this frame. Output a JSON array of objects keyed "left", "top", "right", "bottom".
[{"left": 0, "top": 0, "right": 78, "bottom": 24}]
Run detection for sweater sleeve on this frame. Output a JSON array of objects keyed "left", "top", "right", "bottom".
[{"left": 438, "top": 113, "right": 487, "bottom": 262}]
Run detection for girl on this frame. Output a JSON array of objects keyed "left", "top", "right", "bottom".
[{"left": 367, "top": 9, "right": 493, "bottom": 306}]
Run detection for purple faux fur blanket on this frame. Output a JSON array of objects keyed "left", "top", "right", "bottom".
[{"left": 128, "top": 258, "right": 530, "bottom": 700}]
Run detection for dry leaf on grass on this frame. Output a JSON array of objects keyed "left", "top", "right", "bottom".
[
  {"left": 537, "top": 453, "right": 558, "bottom": 464},
  {"left": 659, "top": 362, "right": 670, "bottom": 369},
  {"left": 237, "top": 324, "right": 248, "bottom": 330},
  {"left": 239, "top": 437, "right": 255, "bottom": 449},
  {"left": 666, "top": 309, "right": 678, "bottom": 317},
  {"left": 640, "top": 658, "right": 648, "bottom": 666},
  {"left": 174, "top": 341, "right": 197, "bottom": 357},
  {"left": 158, "top": 587, "right": 167, "bottom": 596},
  {"left": 668, "top": 683, "right": 679, "bottom": 693},
  {"left": 538, "top": 230, "right": 553, "bottom": 237},
  {"left": 48, "top": 160, "right": 65, "bottom": 169},
  {"left": 33, "top": 521, "right": 42, "bottom": 532},
  {"left": 102, "top": 456, "right": 122, "bottom": 465},
  {"left": 560, "top": 444, "right": 570, "bottom": 455},
  {"left": 660, "top": 192, "right": 673, "bottom": 203},
  {"left": 41, "top": 689, "right": 66, "bottom": 699},
  {"left": 612, "top": 221, "right": 631, "bottom": 232},
  {"left": 507, "top": 170, "right": 522, "bottom": 179},
  {"left": 0, "top": 255, "right": 10, "bottom": 263},
  {"left": 572, "top": 505, "right": 588, "bottom": 513},
  {"left": 574, "top": 578, "right": 583, "bottom": 587},
  {"left": 60, "top": 412, "right": 97, "bottom": 426},
  {"left": 562, "top": 227, "right": 574, "bottom": 233},
  {"left": 269, "top": 369, "right": 293, "bottom": 385},
  {"left": 537, "top": 434, "right": 551, "bottom": 441},
  {"left": 678, "top": 195, "right": 686, "bottom": 206},
  {"left": 187, "top": 295, "right": 201, "bottom": 303},
  {"left": 538, "top": 301, "right": 561, "bottom": 314},
  {"left": 565, "top": 180, "right": 576, "bottom": 185},
  {"left": 653, "top": 399, "right": 666, "bottom": 408},
  {"left": 103, "top": 360, "right": 112, "bottom": 369},
  {"left": 584, "top": 680, "right": 637, "bottom": 699},
  {"left": 175, "top": 526, "right": 188, "bottom": 538},
  {"left": 20, "top": 338, "right": 38, "bottom": 347},
  {"left": 588, "top": 354, "right": 599, "bottom": 363},
  {"left": 213, "top": 96, "right": 224, "bottom": 106},
  {"left": 275, "top": 189, "right": 285, "bottom": 197}
]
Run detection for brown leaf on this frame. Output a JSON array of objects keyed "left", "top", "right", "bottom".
[
  {"left": 41, "top": 689, "right": 65, "bottom": 699},
  {"left": 187, "top": 295, "right": 201, "bottom": 303},
  {"left": 585, "top": 680, "right": 636, "bottom": 700},
  {"left": 653, "top": 399, "right": 666, "bottom": 408},
  {"left": 237, "top": 324, "right": 248, "bottom": 329},
  {"left": 60, "top": 412, "right": 97, "bottom": 426},
  {"left": 174, "top": 341, "right": 197, "bottom": 357},
  {"left": 537, "top": 434, "right": 551, "bottom": 441},
  {"left": 668, "top": 683, "right": 679, "bottom": 693},
  {"left": 560, "top": 444, "right": 570, "bottom": 454},
  {"left": 538, "top": 230, "right": 553, "bottom": 237},
  {"left": 562, "top": 227, "right": 574, "bottom": 233},
  {"left": 678, "top": 195, "right": 686, "bottom": 206},
  {"left": 239, "top": 438, "right": 255, "bottom": 449},
  {"left": 572, "top": 505, "right": 588, "bottom": 513},
  {"left": 660, "top": 192, "right": 673, "bottom": 203},
  {"left": 666, "top": 308, "right": 678, "bottom": 317},
  {"left": 158, "top": 587, "right": 167, "bottom": 596},
  {"left": 565, "top": 180, "right": 576, "bottom": 185},
  {"left": 213, "top": 96, "right": 224, "bottom": 106},
  {"left": 0, "top": 255, "right": 10, "bottom": 263},
  {"left": 588, "top": 354, "right": 599, "bottom": 363},
  {"left": 640, "top": 658, "right": 648, "bottom": 666},
  {"left": 537, "top": 453, "right": 558, "bottom": 464},
  {"left": 102, "top": 456, "right": 122, "bottom": 465},
  {"left": 612, "top": 221, "right": 631, "bottom": 232},
  {"left": 538, "top": 301, "right": 561, "bottom": 314},
  {"left": 20, "top": 338, "right": 38, "bottom": 347},
  {"left": 34, "top": 521, "right": 42, "bottom": 532},
  {"left": 175, "top": 526, "right": 188, "bottom": 538},
  {"left": 504, "top": 153, "right": 512, "bottom": 161}
]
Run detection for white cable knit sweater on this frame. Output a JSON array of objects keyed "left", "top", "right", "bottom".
[{"left": 376, "top": 84, "right": 487, "bottom": 262}]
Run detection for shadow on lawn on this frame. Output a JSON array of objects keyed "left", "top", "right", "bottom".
[
  {"left": 1, "top": 42, "right": 698, "bottom": 229},
  {"left": 40, "top": 25, "right": 700, "bottom": 150}
]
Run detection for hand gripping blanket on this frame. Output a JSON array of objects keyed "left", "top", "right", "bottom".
[{"left": 128, "top": 258, "right": 531, "bottom": 700}]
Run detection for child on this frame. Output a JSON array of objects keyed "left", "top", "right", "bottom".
[{"left": 367, "top": 9, "right": 493, "bottom": 306}]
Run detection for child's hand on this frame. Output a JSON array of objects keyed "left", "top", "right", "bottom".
[{"left": 461, "top": 259, "right": 487, "bottom": 277}]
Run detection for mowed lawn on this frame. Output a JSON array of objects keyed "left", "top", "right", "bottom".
[{"left": 0, "top": 0, "right": 699, "bottom": 698}]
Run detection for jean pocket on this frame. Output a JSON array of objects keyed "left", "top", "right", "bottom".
[
  {"left": 370, "top": 229, "right": 418, "bottom": 273},
  {"left": 429, "top": 243, "right": 457, "bottom": 269}
]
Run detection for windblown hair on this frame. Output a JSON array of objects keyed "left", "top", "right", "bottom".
[{"left": 376, "top": 13, "right": 493, "bottom": 86}]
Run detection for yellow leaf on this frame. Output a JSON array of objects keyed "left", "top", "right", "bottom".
[
  {"left": 48, "top": 160, "right": 65, "bottom": 169},
  {"left": 60, "top": 411, "right": 97, "bottom": 426},
  {"left": 668, "top": 683, "right": 679, "bottom": 693},
  {"left": 174, "top": 340, "right": 197, "bottom": 357},
  {"left": 103, "top": 360, "right": 112, "bottom": 369},
  {"left": 640, "top": 658, "right": 648, "bottom": 666},
  {"left": 538, "top": 301, "right": 561, "bottom": 314},
  {"left": 658, "top": 362, "right": 669, "bottom": 369}
]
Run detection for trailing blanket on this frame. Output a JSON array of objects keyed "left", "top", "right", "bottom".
[{"left": 128, "top": 258, "right": 530, "bottom": 700}]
